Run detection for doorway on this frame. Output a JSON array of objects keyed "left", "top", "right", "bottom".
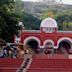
[
  {"left": 26, "top": 39, "right": 39, "bottom": 53},
  {"left": 59, "top": 40, "right": 71, "bottom": 54}
]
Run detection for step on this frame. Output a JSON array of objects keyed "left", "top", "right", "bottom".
[
  {"left": 27, "top": 68, "right": 72, "bottom": 72},
  {"left": 0, "top": 58, "right": 24, "bottom": 72}
]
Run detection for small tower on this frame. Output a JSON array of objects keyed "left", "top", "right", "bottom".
[
  {"left": 14, "top": 21, "right": 25, "bottom": 44},
  {"left": 40, "top": 17, "right": 58, "bottom": 33},
  {"left": 18, "top": 21, "right": 25, "bottom": 30}
]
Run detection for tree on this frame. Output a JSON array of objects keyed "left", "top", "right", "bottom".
[
  {"left": 13, "top": 0, "right": 24, "bottom": 16},
  {"left": 55, "top": 12, "right": 72, "bottom": 30},
  {"left": 63, "top": 22, "right": 72, "bottom": 31},
  {"left": 40, "top": 6, "right": 72, "bottom": 30},
  {"left": 40, "top": 10, "right": 55, "bottom": 20},
  {"left": 22, "top": 13, "right": 41, "bottom": 30},
  {"left": 0, "top": 0, "right": 19, "bottom": 42}
]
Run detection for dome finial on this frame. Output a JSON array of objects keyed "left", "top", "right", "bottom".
[{"left": 40, "top": 17, "right": 58, "bottom": 28}]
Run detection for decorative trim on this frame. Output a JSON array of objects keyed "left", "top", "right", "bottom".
[
  {"left": 23, "top": 36, "right": 41, "bottom": 46},
  {"left": 40, "top": 17, "right": 58, "bottom": 28},
  {"left": 58, "top": 31, "right": 72, "bottom": 33},
  {"left": 39, "top": 46, "right": 44, "bottom": 48},
  {"left": 54, "top": 46, "right": 58, "bottom": 49},
  {"left": 43, "top": 39, "right": 54, "bottom": 47},
  {"left": 23, "top": 30, "right": 41, "bottom": 33},
  {"left": 57, "top": 37, "right": 72, "bottom": 48}
]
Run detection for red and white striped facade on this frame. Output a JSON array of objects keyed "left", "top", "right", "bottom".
[{"left": 15, "top": 18, "right": 72, "bottom": 49}]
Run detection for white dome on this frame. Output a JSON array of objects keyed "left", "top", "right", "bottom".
[{"left": 40, "top": 17, "right": 58, "bottom": 28}]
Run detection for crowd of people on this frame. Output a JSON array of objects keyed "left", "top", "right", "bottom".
[
  {"left": 0, "top": 39, "right": 54, "bottom": 58},
  {"left": 0, "top": 41, "right": 32, "bottom": 58},
  {"left": 0, "top": 43, "right": 18, "bottom": 58}
]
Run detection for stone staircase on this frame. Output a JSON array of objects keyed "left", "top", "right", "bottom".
[
  {"left": 0, "top": 58, "right": 24, "bottom": 72},
  {"left": 26, "top": 54, "right": 72, "bottom": 72}
]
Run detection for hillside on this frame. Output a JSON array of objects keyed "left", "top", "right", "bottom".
[
  {"left": 22, "top": 1, "right": 72, "bottom": 30},
  {"left": 23, "top": 1, "right": 72, "bottom": 18}
]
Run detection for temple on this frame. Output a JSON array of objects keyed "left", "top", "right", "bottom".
[{"left": 15, "top": 17, "right": 72, "bottom": 54}]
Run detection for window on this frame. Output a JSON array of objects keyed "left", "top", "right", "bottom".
[{"left": 43, "top": 27, "right": 55, "bottom": 33}]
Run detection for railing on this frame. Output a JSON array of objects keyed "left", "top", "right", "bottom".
[
  {"left": 22, "top": 30, "right": 72, "bottom": 33},
  {"left": 58, "top": 31, "right": 72, "bottom": 33},
  {"left": 23, "top": 30, "right": 41, "bottom": 33}
]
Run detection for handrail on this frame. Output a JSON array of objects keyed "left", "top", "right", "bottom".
[
  {"left": 23, "top": 30, "right": 41, "bottom": 33},
  {"left": 58, "top": 31, "right": 72, "bottom": 33}
]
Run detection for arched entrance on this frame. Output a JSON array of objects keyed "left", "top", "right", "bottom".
[
  {"left": 27, "top": 39, "right": 38, "bottom": 49},
  {"left": 44, "top": 42, "right": 54, "bottom": 54},
  {"left": 24, "top": 36, "right": 41, "bottom": 53},
  {"left": 25, "top": 39, "right": 39, "bottom": 53},
  {"left": 43, "top": 40, "right": 54, "bottom": 54},
  {"left": 59, "top": 40, "right": 72, "bottom": 54}
]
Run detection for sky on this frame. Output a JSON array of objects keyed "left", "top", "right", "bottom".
[{"left": 22, "top": 0, "right": 72, "bottom": 5}]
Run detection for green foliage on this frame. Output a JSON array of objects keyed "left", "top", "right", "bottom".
[
  {"left": 40, "top": 10, "right": 49, "bottom": 20},
  {"left": 0, "top": 0, "right": 19, "bottom": 42},
  {"left": 22, "top": 6, "right": 72, "bottom": 30},
  {"left": 63, "top": 22, "right": 72, "bottom": 30},
  {"left": 22, "top": 12, "right": 41, "bottom": 30},
  {"left": 55, "top": 11, "right": 72, "bottom": 30},
  {"left": 13, "top": 0, "right": 24, "bottom": 16},
  {"left": 40, "top": 5, "right": 72, "bottom": 30},
  {"left": 0, "top": 0, "right": 15, "bottom": 12}
]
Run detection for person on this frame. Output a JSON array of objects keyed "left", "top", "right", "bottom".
[
  {"left": 9, "top": 44, "right": 18, "bottom": 58},
  {"left": 8, "top": 50, "right": 13, "bottom": 58},
  {"left": 17, "top": 48, "right": 24, "bottom": 58},
  {"left": 17, "top": 44, "right": 25, "bottom": 58},
  {"left": 12, "top": 47, "right": 18, "bottom": 58},
  {"left": 3, "top": 44, "right": 12, "bottom": 58},
  {"left": 0, "top": 42, "right": 6, "bottom": 58},
  {"left": 0, "top": 47, "right": 4, "bottom": 58}
]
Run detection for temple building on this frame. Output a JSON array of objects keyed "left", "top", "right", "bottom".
[{"left": 15, "top": 17, "right": 72, "bottom": 54}]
